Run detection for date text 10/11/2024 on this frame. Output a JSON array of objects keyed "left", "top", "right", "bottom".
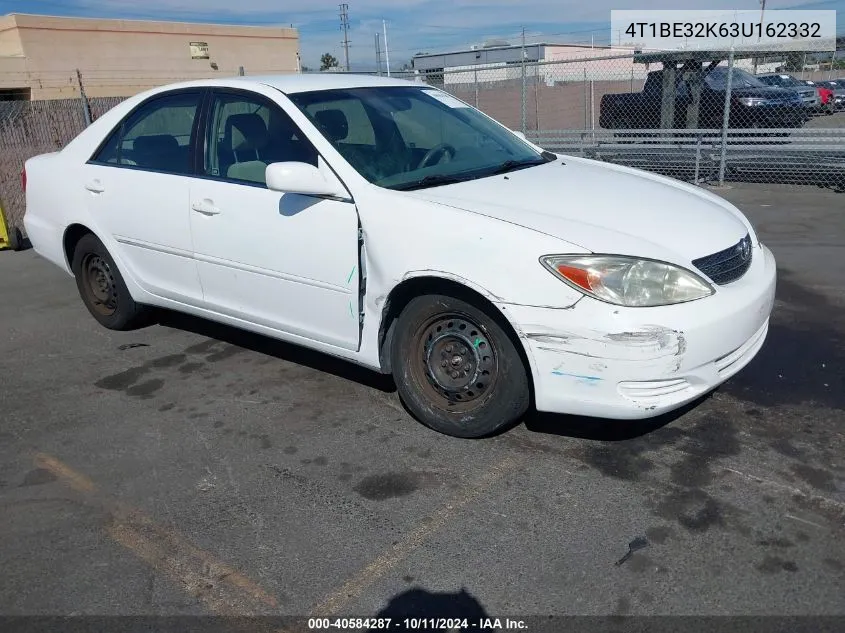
[{"left": 308, "top": 618, "right": 528, "bottom": 630}]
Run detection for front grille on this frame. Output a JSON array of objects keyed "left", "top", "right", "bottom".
[{"left": 692, "top": 234, "right": 753, "bottom": 285}]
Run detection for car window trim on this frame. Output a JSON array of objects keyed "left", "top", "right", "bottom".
[{"left": 86, "top": 87, "right": 209, "bottom": 177}]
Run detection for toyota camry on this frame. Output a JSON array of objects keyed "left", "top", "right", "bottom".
[{"left": 23, "top": 74, "right": 776, "bottom": 438}]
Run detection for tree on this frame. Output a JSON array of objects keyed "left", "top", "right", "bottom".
[{"left": 320, "top": 53, "right": 339, "bottom": 71}]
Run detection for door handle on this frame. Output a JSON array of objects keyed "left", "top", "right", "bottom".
[
  {"left": 85, "top": 180, "right": 105, "bottom": 194},
  {"left": 191, "top": 200, "right": 221, "bottom": 216}
]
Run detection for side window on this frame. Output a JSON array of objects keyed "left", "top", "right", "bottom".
[
  {"left": 206, "top": 92, "right": 318, "bottom": 185},
  {"left": 93, "top": 92, "right": 200, "bottom": 175}
]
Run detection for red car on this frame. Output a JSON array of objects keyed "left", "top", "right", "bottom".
[{"left": 803, "top": 79, "right": 836, "bottom": 114}]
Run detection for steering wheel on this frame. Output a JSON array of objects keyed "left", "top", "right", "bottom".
[{"left": 418, "top": 143, "right": 457, "bottom": 169}]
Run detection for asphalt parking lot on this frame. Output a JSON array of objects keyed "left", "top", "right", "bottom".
[{"left": 1, "top": 181, "right": 843, "bottom": 622}]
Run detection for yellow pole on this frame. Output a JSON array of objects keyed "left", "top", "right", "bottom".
[{"left": 0, "top": 197, "right": 20, "bottom": 251}]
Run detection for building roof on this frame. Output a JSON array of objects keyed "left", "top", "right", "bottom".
[
  {"left": 2, "top": 13, "right": 297, "bottom": 39},
  {"left": 413, "top": 41, "right": 613, "bottom": 59}
]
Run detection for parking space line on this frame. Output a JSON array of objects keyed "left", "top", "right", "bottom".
[
  {"left": 34, "top": 452, "right": 96, "bottom": 493},
  {"left": 106, "top": 507, "right": 279, "bottom": 613},
  {"left": 723, "top": 466, "right": 845, "bottom": 517},
  {"left": 309, "top": 456, "right": 520, "bottom": 617},
  {"left": 32, "top": 452, "right": 280, "bottom": 615}
]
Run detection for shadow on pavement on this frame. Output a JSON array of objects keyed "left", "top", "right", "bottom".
[
  {"left": 521, "top": 396, "right": 710, "bottom": 442},
  {"left": 155, "top": 309, "right": 396, "bottom": 394},
  {"left": 372, "top": 587, "right": 488, "bottom": 631}
]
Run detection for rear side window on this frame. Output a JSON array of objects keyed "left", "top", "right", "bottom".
[{"left": 92, "top": 92, "right": 202, "bottom": 175}]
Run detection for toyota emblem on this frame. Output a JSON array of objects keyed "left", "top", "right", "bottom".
[{"left": 738, "top": 238, "right": 751, "bottom": 262}]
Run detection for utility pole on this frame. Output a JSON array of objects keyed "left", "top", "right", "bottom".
[
  {"left": 383, "top": 20, "right": 391, "bottom": 77},
  {"left": 339, "top": 3, "right": 351, "bottom": 72},
  {"left": 375, "top": 33, "right": 380, "bottom": 74}
]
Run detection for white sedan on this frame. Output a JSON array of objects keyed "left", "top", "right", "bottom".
[{"left": 23, "top": 74, "right": 776, "bottom": 438}]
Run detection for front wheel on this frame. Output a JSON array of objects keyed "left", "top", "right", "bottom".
[
  {"left": 71, "top": 233, "right": 150, "bottom": 330},
  {"left": 390, "top": 294, "right": 530, "bottom": 438}
]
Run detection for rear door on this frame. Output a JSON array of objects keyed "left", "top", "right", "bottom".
[
  {"left": 188, "top": 88, "right": 361, "bottom": 350},
  {"left": 83, "top": 90, "right": 204, "bottom": 304}
]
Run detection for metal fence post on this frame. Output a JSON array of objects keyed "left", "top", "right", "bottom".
[
  {"left": 474, "top": 66, "right": 479, "bottom": 108},
  {"left": 76, "top": 69, "right": 92, "bottom": 127},
  {"left": 717, "top": 48, "right": 735, "bottom": 186},
  {"left": 521, "top": 28, "right": 527, "bottom": 134},
  {"left": 583, "top": 68, "right": 588, "bottom": 130},
  {"left": 694, "top": 133, "right": 702, "bottom": 184}
]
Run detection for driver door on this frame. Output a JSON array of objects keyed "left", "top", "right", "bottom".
[{"left": 188, "top": 88, "right": 361, "bottom": 351}]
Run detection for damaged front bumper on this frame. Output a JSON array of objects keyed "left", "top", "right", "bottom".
[{"left": 504, "top": 243, "right": 777, "bottom": 419}]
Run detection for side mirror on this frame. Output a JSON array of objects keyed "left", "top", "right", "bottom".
[{"left": 265, "top": 162, "right": 347, "bottom": 198}]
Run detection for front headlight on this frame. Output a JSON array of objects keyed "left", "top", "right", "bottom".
[
  {"left": 738, "top": 97, "right": 770, "bottom": 107},
  {"left": 540, "top": 255, "right": 714, "bottom": 307}
]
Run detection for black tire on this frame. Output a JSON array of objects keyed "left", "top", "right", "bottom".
[
  {"left": 70, "top": 233, "right": 149, "bottom": 330},
  {"left": 390, "top": 294, "right": 530, "bottom": 438},
  {"left": 8, "top": 225, "right": 23, "bottom": 251}
]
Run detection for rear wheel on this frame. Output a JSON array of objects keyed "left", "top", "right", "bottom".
[
  {"left": 390, "top": 294, "right": 530, "bottom": 438},
  {"left": 7, "top": 225, "right": 24, "bottom": 251},
  {"left": 71, "top": 233, "right": 149, "bottom": 330}
]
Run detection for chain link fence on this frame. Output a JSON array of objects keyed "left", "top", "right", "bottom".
[
  {"left": 2, "top": 50, "right": 843, "bottom": 232},
  {"left": 420, "top": 50, "right": 845, "bottom": 189},
  {"left": 0, "top": 97, "right": 124, "bottom": 229}
]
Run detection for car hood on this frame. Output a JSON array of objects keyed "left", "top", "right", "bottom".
[
  {"left": 404, "top": 156, "right": 751, "bottom": 263},
  {"left": 732, "top": 86, "right": 801, "bottom": 100}
]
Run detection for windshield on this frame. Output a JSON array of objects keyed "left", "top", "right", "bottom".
[
  {"left": 288, "top": 86, "right": 550, "bottom": 190},
  {"left": 758, "top": 74, "right": 804, "bottom": 88},
  {"left": 705, "top": 68, "right": 766, "bottom": 90}
]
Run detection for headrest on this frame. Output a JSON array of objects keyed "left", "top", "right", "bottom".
[
  {"left": 314, "top": 109, "right": 349, "bottom": 142},
  {"left": 226, "top": 113, "right": 268, "bottom": 151},
  {"left": 133, "top": 134, "right": 179, "bottom": 155}
]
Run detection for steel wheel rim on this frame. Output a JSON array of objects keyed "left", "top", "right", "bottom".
[
  {"left": 411, "top": 313, "right": 499, "bottom": 412},
  {"left": 81, "top": 253, "right": 118, "bottom": 317}
]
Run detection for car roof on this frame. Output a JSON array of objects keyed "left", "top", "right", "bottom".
[{"left": 143, "top": 73, "right": 422, "bottom": 96}]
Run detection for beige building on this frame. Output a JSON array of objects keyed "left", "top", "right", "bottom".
[{"left": 0, "top": 13, "right": 299, "bottom": 100}]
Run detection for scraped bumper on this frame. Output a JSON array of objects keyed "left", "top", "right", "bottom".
[{"left": 506, "top": 244, "right": 777, "bottom": 419}]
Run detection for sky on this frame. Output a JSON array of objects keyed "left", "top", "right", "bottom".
[{"left": 2, "top": 0, "right": 843, "bottom": 69}]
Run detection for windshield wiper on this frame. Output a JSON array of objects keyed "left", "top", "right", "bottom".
[
  {"left": 391, "top": 174, "right": 470, "bottom": 191},
  {"left": 489, "top": 154, "right": 555, "bottom": 176}
]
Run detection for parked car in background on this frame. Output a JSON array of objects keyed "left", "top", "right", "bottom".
[
  {"left": 801, "top": 79, "right": 836, "bottom": 114},
  {"left": 22, "top": 74, "right": 776, "bottom": 438},
  {"left": 816, "top": 80, "right": 845, "bottom": 110},
  {"left": 600, "top": 67, "right": 807, "bottom": 130},
  {"left": 756, "top": 73, "right": 821, "bottom": 111}
]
